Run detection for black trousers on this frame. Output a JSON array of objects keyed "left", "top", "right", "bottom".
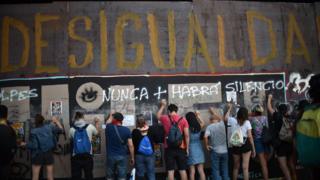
[{"left": 71, "top": 153, "right": 93, "bottom": 180}]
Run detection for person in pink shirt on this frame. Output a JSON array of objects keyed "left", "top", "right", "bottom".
[{"left": 157, "top": 99, "right": 189, "bottom": 180}]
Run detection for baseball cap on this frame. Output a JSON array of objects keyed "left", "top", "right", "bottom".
[{"left": 112, "top": 112, "right": 124, "bottom": 121}]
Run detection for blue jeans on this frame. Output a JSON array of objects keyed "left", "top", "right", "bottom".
[
  {"left": 135, "top": 154, "right": 155, "bottom": 180},
  {"left": 211, "top": 151, "right": 229, "bottom": 180},
  {"left": 106, "top": 155, "right": 128, "bottom": 180}
]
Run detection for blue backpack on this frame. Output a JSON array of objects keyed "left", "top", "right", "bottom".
[
  {"left": 167, "top": 116, "right": 184, "bottom": 148},
  {"left": 73, "top": 124, "right": 91, "bottom": 155},
  {"left": 138, "top": 136, "right": 153, "bottom": 155}
]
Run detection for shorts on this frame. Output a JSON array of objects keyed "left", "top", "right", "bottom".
[
  {"left": 254, "top": 138, "right": 271, "bottom": 154},
  {"left": 275, "top": 140, "right": 293, "bottom": 157},
  {"left": 231, "top": 139, "right": 252, "bottom": 155},
  {"left": 32, "top": 151, "right": 54, "bottom": 165},
  {"left": 165, "top": 148, "right": 188, "bottom": 171}
]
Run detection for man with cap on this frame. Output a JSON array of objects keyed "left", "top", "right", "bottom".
[{"left": 105, "top": 112, "right": 134, "bottom": 180}]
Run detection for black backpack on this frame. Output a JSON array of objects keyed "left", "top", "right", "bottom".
[{"left": 166, "top": 116, "right": 183, "bottom": 148}]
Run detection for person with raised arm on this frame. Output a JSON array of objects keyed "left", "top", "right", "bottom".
[
  {"left": 105, "top": 111, "right": 134, "bottom": 180},
  {"left": 227, "top": 104, "right": 255, "bottom": 180},
  {"left": 157, "top": 99, "right": 189, "bottom": 180},
  {"left": 268, "top": 94, "right": 295, "bottom": 180},
  {"left": 27, "top": 114, "right": 63, "bottom": 180},
  {"left": 186, "top": 110, "right": 206, "bottom": 180},
  {"left": 69, "top": 112, "right": 99, "bottom": 180},
  {"left": 204, "top": 107, "right": 230, "bottom": 180}
]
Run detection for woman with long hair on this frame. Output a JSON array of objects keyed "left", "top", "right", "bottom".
[
  {"left": 27, "top": 114, "right": 63, "bottom": 180},
  {"left": 268, "top": 94, "right": 295, "bottom": 180},
  {"left": 250, "top": 105, "right": 270, "bottom": 180},
  {"left": 185, "top": 111, "right": 206, "bottom": 180},
  {"left": 229, "top": 107, "right": 255, "bottom": 180},
  {"left": 132, "top": 114, "right": 156, "bottom": 180}
]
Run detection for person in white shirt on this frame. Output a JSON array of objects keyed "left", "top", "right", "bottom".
[
  {"left": 225, "top": 104, "right": 255, "bottom": 180},
  {"left": 69, "top": 112, "right": 99, "bottom": 180},
  {"left": 204, "top": 107, "right": 229, "bottom": 180}
]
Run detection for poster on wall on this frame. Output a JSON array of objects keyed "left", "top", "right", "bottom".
[
  {"left": 50, "top": 101, "right": 63, "bottom": 116},
  {"left": 83, "top": 114, "right": 106, "bottom": 178},
  {"left": 42, "top": 84, "right": 71, "bottom": 178},
  {"left": 243, "top": 82, "right": 266, "bottom": 113},
  {"left": 110, "top": 85, "right": 136, "bottom": 127},
  {"left": 168, "top": 83, "right": 222, "bottom": 115}
]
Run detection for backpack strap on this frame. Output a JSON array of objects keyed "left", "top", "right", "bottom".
[
  {"left": 168, "top": 115, "right": 183, "bottom": 125},
  {"left": 113, "top": 125, "right": 125, "bottom": 145},
  {"left": 74, "top": 124, "right": 89, "bottom": 131},
  {"left": 168, "top": 115, "right": 174, "bottom": 125}
]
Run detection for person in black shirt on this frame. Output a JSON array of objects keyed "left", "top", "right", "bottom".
[
  {"left": 132, "top": 114, "right": 156, "bottom": 180},
  {"left": 0, "top": 105, "right": 17, "bottom": 180},
  {"left": 268, "top": 94, "right": 296, "bottom": 180}
]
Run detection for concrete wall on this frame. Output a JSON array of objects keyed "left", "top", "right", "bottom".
[
  {"left": 0, "top": 1, "right": 319, "bottom": 179},
  {"left": 0, "top": 1, "right": 318, "bottom": 78}
]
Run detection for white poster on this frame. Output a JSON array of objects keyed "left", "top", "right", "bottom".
[
  {"left": 42, "top": 84, "right": 70, "bottom": 178},
  {"left": 243, "top": 82, "right": 266, "bottom": 113},
  {"left": 168, "top": 83, "right": 222, "bottom": 115}
]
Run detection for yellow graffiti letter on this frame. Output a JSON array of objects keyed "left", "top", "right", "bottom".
[
  {"left": 183, "top": 13, "right": 214, "bottom": 72},
  {"left": 286, "top": 13, "right": 311, "bottom": 64},
  {"left": 100, "top": 10, "right": 108, "bottom": 72},
  {"left": 217, "top": 15, "right": 244, "bottom": 67},
  {"left": 68, "top": 16, "right": 93, "bottom": 68},
  {"left": 115, "top": 12, "right": 144, "bottom": 69},
  {"left": 147, "top": 10, "right": 176, "bottom": 69},
  {"left": 35, "top": 13, "right": 60, "bottom": 73},
  {"left": 1, "top": 16, "right": 30, "bottom": 73},
  {"left": 247, "top": 11, "right": 277, "bottom": 66}
]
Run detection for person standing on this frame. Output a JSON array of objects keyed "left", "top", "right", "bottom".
[
  {"left": 27, "top": 114, "right": 63, "bottom": 180},
  {"left": 0, "top": 105, "right": 17, "bottom": 180},
  {"left": 157, "top": 99, "right": 189, "bottom": 180},
  {"left": 268, "top": 94, "right": 295, "bottom": 180},
  {"left": 249, "top": 104, "right": 270, "bottom": 180},
  {"left": 132, "top": 114, "right": 156, "bottom": 180},
  {"left": 296, "top": 73, "right": 320, "bottom": 180},
  {"left": 105, "top": 112, "right": 134, "bottom": 180},
  {"left": 227, "top": 106, "right": 255, "bottom": 180},
  {"left": 186, "top": 111, "right": 206, "bottom": 180},
  {"left": 69, "top": 111, "right": 99, "bottom": 180},
  {"left": 204, "top": 107, "right": 230, "bottom": 180}
]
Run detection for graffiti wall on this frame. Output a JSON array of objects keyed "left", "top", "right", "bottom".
[
  {"left": 0, "top": 1, "right": 319, "bottom": 78},
  {"left": 0, "top": 0, "right": 319, "bottom": 179},
  {"left": 0, "top": 73, "right": 292, "bottom": 178}
]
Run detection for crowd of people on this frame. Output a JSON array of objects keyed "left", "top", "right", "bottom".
[{"left": 0, "top": 73, "right": 320, "bottom": 180}]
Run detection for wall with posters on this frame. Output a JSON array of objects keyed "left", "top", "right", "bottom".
[{"left": 0, "top": 73, "right": 288, "bottom": 179}]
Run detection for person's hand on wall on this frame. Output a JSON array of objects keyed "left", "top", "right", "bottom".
[
  {"left": 268, "top": 94, "right": 273, "bottom": 100},
  {"left": 227, "top": 103, "right": 232, "bottom": 110},
  {"left": 52, "top": 116, "right": 63, "bottom": 130},
  {"left": 160, "top": 99, "right": 167, "bottom": 107},
  {"left": 94, "top": 117, "right": 100, "bottom": 130},
  {"left": 195, "top": 110, "right": 200, "bottom": 117}
]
